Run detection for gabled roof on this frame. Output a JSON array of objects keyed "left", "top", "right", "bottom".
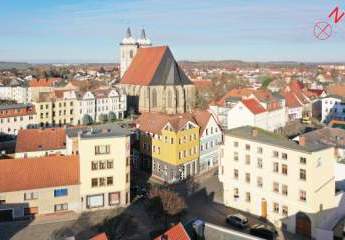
[
  {"left": 193, "top": 110, "right": 212, "bottom": 134},
  {"left": 0, "top": 103, "right": 36, "bottom": 119},
  {"left": 121, "top": 46, "right": 193, "bottom": 86},
  {"left": 29, "top": 79, "right": 54, "bottom": 87},
  {"left": 154, "top": 223, "right": 191, "bottom": 240},
  {"left": 16, "top": 128, "right": 66, "bottom": 153},
  {"left": 281, "top": 92, "right": 302, "bottom": 108},
  {"left": 241, "top": 99, "right": 266, "bottom": 114},
  {"left": 215, "top": 88, "right": 255, "bottom": 106},
  {"left": 0, "top": 155, "right": 79, "bottom": 192},
  {"left": 89, "top": 233, "right": 108, "bottom": 240}
]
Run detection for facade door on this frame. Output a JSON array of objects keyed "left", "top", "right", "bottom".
[
  {"left": 296, "top": 212, "right": 311, "bottom": 238},
  {"left": 261, "top": 199, "right": 267, "bottom": 219}
]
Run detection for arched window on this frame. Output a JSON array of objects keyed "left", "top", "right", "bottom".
[
  {"left": 152, "top": 88, "right": 158, "bottom": 108},
  {"left": 167, "top": 89, "right": 173, "bottom": 108}
]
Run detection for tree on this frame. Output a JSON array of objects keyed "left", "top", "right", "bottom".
[
  {"left": 108, "top": 112, "right": 117, "bottom": 122},
  {"left": 82, "top": 114, "right": 93, "bottom": 125},
  {"left": 99, "top": 114, "right": 108, "bottom": 123},
  {"left": 148, "top": 187, "right": 186, "bottom": 228}
]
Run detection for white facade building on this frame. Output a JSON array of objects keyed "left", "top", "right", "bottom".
[
  {"left": 0, "top": 85, "right": 28, "bottom": 103},
  {"left": 0, "top": 104, "right": 36, "bottom": 135},
  {"left": 219, "top": 126, "right": 337, "bottom": 239},
  {"left": 94, "top": 88, "right": 127, "bottom": 121},
  {"left": 321, "top": 95, "right": 345, "bottom": 123}
]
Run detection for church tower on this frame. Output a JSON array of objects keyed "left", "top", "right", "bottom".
[
  {"left": 137, "top": 29, "right": 152, "bottom": 48},
  {"left": 120, "top": 27, "right": 138, "bottom": 78}
]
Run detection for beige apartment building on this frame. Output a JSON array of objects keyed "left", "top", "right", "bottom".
[
  {"left": 0, "top": 155, "right": 80, "bottom": 220},
  {"left": 78, "top": 125, "right": 131, "bottom": 210},
  {"left": 0, "top": 124, "right": 131, "bottom": 221},
  {"left": 219, "top": 126, "right": 336, "bottom": 239}
]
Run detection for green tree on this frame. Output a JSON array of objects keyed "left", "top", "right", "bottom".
[
  {"left": 108, "top": 112, "right": 117, "bottom": 122},
  {"left": 82, "top": 114, "right": 93, "bottom": 125}
]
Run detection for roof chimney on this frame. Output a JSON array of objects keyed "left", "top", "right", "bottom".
[
  {"left": 251, "top": 128, "right": 258, "bottom": 137},
  {"left": 299, "top": 136, "right": 305, "bottom": 146}
]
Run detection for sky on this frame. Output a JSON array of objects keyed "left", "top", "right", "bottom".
[{"left": 1, "top": 0, "right": 345, "bottom": 63}]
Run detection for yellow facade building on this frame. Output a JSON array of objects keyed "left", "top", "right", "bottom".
[{"left": 137, "top": 112, "right": 200, "bottom": 183}]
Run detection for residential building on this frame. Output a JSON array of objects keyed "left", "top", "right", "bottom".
[
  {"left": 321, "top": 95, "right": 345, "bottom": 124},
  {"left": 194, "top": 111, "right": 222, "bottom": 173},
  {"left": 219, "top": 126, "right": 336, "bottom": 238},
  {"left": 15, "top": 128, "right": 67, "bottom": 158},
  {"left": 119, "top": 29, "right": 195, "bottom": 114},
  {"left": 94, "top": 88, "right": 126, "bottom": 121},
  {"left": 78, "top": 124, "right": 131, "bottom": 210},
  {"left": 28, "top": 78, "right": 54, "bottom": 102},
  {"left": 210, "top": 89, "right": 286, "bottom": 131},
  {"left": 78, "top": 91, "right": 96, "bottom": 123},
  {"left": 0, "top": 103, "right": 36, "bottom": 135},
  {"left": 0, "top": 79, "right": 28, "bottom": 103},
  {"left": 136, "top": 112, "right": 200, "bottom": 183},
  {"left": 0, "top": 155, "right": 80, "bottom": 220}
]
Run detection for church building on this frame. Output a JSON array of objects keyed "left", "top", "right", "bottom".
[{"left": 118, "top": 28, "right": 196, "bottom": 114}]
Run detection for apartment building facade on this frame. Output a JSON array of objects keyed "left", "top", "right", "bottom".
[
  {"left": 219, "top": 126, "right": 336, "bottom": 238},
  {"left": 137, "top": 112, "right": 200, "bottom": 183},
  {"left": 0, "top": 155, "right": 80, "bottom": 220},
  {"left": 0, "top": 103, "right": 36, "bottom": 135},
  {"left": 0, "top": 83, "right": 28, "bottom": 103},
  {"left": 78, "top": 125, "right": 131, "bottom": 210},
  {"left": 321, "top": 95, "right": 345, "bottom": 123}
]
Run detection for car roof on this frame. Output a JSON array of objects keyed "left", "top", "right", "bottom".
[{"left": 229, "top": 214, "right": 247, "bottom": 220}]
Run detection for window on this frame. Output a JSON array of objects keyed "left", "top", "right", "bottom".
[
  {"left": 99, "top": 177, "right": 106, "bottom": 186},
  {"left": 300, "top": 157, "right": 306, "bottom": 164},
  {"left": 245, "top": 192, "right": 251, "bottom": 202},
  {"left": 234, "top": 169, "right": 239, "bottom": 179},
  {"left": 234, "top": 141, "right": 239, "bottom": 147},
  {"left": 257, "top": 158, "right": 263, "bottom": 168},
  {"left": 245, "top": 144, "right": 251, "bottom": 151},
  {"left": 282, "top": 185, "right": 288, "bottom": 196},
  {"left": 107, "top": 160, "right": 113, "bottom": 169},
  {"left": 126, "top": 173, "right": 129, "bottom": 183},
  {"left": 300, "top": 169, "right": 306, "bottom": 181},
  {"left": 91, "top": 161, "right": 98, "bottom": 170},
  {"left": 24, "top": 192, "right": 38, "bottom": 200},
  {"left": 107, "top": 177, "right": 113, "bottom": 185},
  {"left": 257, "top": 147, "right": 263, "bottom": 154},
  {"left": 234, "top": 188, "right": 239, "bottom": 199},
  {"left": 95, "top": 145, "right": 110, "bottom": 155},
  {"left": 273, "top": 162, "right": 279, "bottom": 173},
  {"left": 257, "top": 177, "right": 263, "bottom": 188},
  {"left": 282, "top": 164, "right": 288, "bottom": 175},
  {"left": 99, "top": 161, "right": 106, "bottom": 169},
  {"left": 273, "top": 202, "right": 279, "bottom": 213},
  {"left": 282, "top": 206, "right": 288, "bottom": 216},
  {"left": 299, "top": 190, "right": 307, "bottom": 202},
  {"left": 92, "top": 178, "right": 98, "bottom": 188},
  {"left": 245, "top": 155, "right": 250, "bottom": 165},
  {"left": 282, "top": 153, "right": 288, "bottom": 160},
  {"left": 109, "top": 192, "right": 120, "bottom": 205},
  {"left": 54, "top": 188, "right": 68, "bottom": 197},
  {"left": 87, "top": 194, "right": 104, "bottom": 208},
  {"left": 273, "top": 182, "right": 279, "bottom": 193},
  {"left": 54, "top": 203, "right": 68, "bottom": 212},
  {"left": 245, "top": 173, "right": 251, "bottom": 183},
  {"left": 273, "top": 151, "right": 279, "bottom": 158},
  {"left": 126, "top": 157, "right": 130, "bottom": 166},
  {"left": 234, "top": 152, "right": 239, "bottom": 161}
]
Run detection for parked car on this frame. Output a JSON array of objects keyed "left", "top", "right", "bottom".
[
  {"left": 249, "top": 224, "right": 277, "bottom": 240},
  {"left": 226, "top": 214, "right": 248, "bottom": 229}
]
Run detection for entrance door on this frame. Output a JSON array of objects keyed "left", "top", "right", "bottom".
[
  {"left": 261, "top": 199, "right": 267, "bottom": 219},
  {"left": 0, "top": 209, "right": 13, "bottom": 222},
  {"left": 296, "top": 212, "right": 311, "bottom": 238}
]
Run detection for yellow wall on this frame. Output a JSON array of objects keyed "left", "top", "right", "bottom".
[{"left": 141, "top": 125, "right": 199, "bottom": 166}]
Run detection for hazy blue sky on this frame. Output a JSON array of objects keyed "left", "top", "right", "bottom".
[{"left": 1, "top": 0, "right": 345, "bottom": 63}]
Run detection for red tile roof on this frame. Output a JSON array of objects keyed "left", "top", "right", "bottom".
[
  {"left": 121, "top": 46, "right": 167, "bottom": 86},
  {"left": 193, "top": 110, "right": 212, "bottom": 134},
  {"left": 15, "top": 128, "right": 66, "bottom": 153},
  {"left": 29, "top": 79, "right": 54, "bottom": 87},
  {"left": 90, "top": 233, "right": 108, "bottom": 240},
  {"left": 0, "top": 104, "right": 36, "bottom": 119},
  {"left": 154, "top": 223, "right": 191, "bottom": 240},
  {"left": 242, "top": 99, "right": 266, "bottom": 114},
  {"left": 282, "top": 92, "right": 302, "bottom": 108},
  {"left": 0, "top": 155, "right": 80, "bottom": 192},
  {"left": 215, "top": 88, "right": 255, "bottom": 106}
]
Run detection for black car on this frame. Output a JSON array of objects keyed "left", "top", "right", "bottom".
[
  {"left": 226, "top": 214, "right": 248, "bottom": 229},
  {"left": 249, "top": 224, "right": 277, "bottom": 240}
]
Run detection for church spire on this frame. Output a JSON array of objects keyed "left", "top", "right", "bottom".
[
  {"left": 137, "top": 28, "right": 152, "bottom": 47},
  {"left": 140, "top": 28, "right": 147, "bottom": 40},
  {"left": 126, "top": 27, "right": 132, "bottom": 38}
]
